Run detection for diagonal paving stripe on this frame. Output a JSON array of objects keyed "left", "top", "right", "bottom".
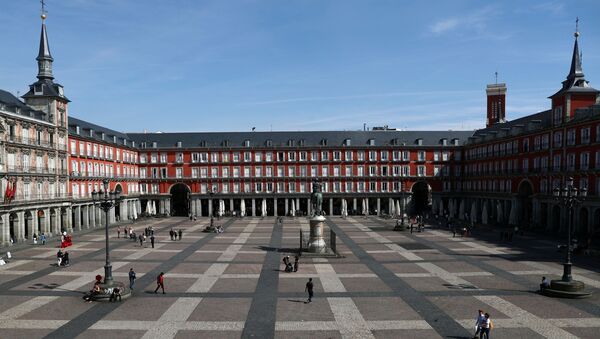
[
  {"left": 42, "top": 218, "right": 234, "bottom": 339},
  {"left": 241, "top": 220, "right": 280, "bottom": 339},
  {"left": 327, "top": 218, "right": 471, "bottom": 337}
]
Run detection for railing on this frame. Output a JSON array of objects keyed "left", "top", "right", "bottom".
[
  {"left": 7, "top": 136, "right": 60, "bottom": 149},
  {"left": 6, "top": 165, "right": 67, "bottom": 175},
  {"left": 1, "top": 193, "right": 72, "bottom": 204}
]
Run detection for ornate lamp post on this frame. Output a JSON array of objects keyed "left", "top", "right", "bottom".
[
  {"left": 90, "top": 179, "right": 130, "bottom": 300},
  {"left": 543, "top": 177, "right": 591, "bottom": 298}
]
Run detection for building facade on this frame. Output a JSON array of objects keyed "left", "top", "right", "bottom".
[{"left": 1, "top": 12, "right": 600, "bottom": 250}]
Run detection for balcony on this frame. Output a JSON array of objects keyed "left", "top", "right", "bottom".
[
  {"left": 7, "top": 135, "right": 59, "bottom": 149},
  {"left": 6, "top": 165, "right": 66, "bottom": 175}
]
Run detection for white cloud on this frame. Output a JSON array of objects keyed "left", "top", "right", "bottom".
[
  {"left": 430, "top": 18, "right": 459, "bottom": 34},
  {"left": 428, "top": 6, "right": 501, "bottom": 37}
]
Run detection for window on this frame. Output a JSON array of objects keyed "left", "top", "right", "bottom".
[
  {"left": 433, "top": 152, "right": 440, "bottom": 161},
  {"left": 333, "top": 151, "right": 341, "bottom": 161},
  {"left": 255, "top": 167, "right": 261, "bottom": 177},
  {"left": 345, "top": 151, "right": 353, "bottom": 161},
  {"left": 553, "top": 154, "right": 561, "bottom": 171},
  {"left": 345, "top": 166, "right": 353, "bottom": 177},
  {"left": 554, "top": 131, "right": 562, "bottom": 147},
  {"left": 233, "top": 152, "right": 240, "bottom": 162},
  {"left": 244, "top": 152, "right": 251, "bottom": 162},
  {"left": 191, "top": 168, "right": 198, "bottom": 178},
  {"left": 567, "top": 129, "right": 576, "bottom": 146},
  {"left": 581, "top": 152, "right": 589, "bottom": 170},
  {"left": 369, "top": 165, "right": 377, "bottom": 176},
  {"left": 255, "top": 152, "right": 262, "bottom": 162},
  {"left": 417, "top": 165, "right": 426, "bottom": 177},
  {"left": 581, "top": 127, "right": 591, "bottom": 144},
  {"left": 523, "top": 138, "right": 529, "bottom": 152},
  {"left": 311, "top": 166, "right": 318, "bottom": 177},
  {"left": 380, "top": 151, "right": 388, "bottom": 161},
  {"left": 243, "top": 167, "right": 250, "bottom": 177},
  {"left": 553, "top": 106, "right": 563, "bottom": 125},
  {"left": 417, "top": 151, "right": 426, "bottom": 161},
  {"left": 567, "top": 153, "right": 576, "bottom": 171},
  {"left": 369, "top": 151, "right": 377, "bottom": 161},
  {"left": 176, "top": 168, "right": 183, "bottom": 178},
  {"left": 321, "top": 151, "right": 329, "bottom": 161},
  {"left": 357, "top": 166, "right": 364, "bottom": 176},
  {"left": 333, "top": 166, "right": 340, "bottom": 177},
  {"left": 265, "top": 152, "right": 273, "bottom": 162},
  {"left": 222, "top": 153, "right": 229, "bottom": 162},
  {"left": 402, "top": 151, "right": 410, "bottom": 161},
  {"left": 233, "top": 167, "right": 240, "bottom": 178},
  {"left": 322, "top": 166, "right": 329, "bottom": 177},
  {"left": 288, "top": 151, "right": 296, "bottom": 161},
  {"left": 299, "top": 152, "right": 307, "bottom": 161},
  {"left": 357, "top": 151, "right": 365, "bottom": 161},
  {"left": 266, "top": 166, "right": 273, "bottom": 177}
]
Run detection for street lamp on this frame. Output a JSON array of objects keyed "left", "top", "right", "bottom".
[
  {"left": 209, "top": 188, "right": 216, "bottom": 229},
  {"left": 543, "top": 177, "right": 591, "bottom": 298},
  {"left": 90, "top": 178, "right": 129, "bottom": 301}
]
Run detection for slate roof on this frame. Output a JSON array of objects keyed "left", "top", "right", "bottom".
[
  {"left": 126, "top": 130, "right": 475, "bottom": 149},
  {"left": 68, "top": 116, "right": 135, "bottom": 148},
  {"left": 0, "top": 89, "right": 49, "bottom": 122}
]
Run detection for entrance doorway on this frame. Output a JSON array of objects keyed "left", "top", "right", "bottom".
[
  {"left": 411, "top": 181, "right": 431, "bottom": 216},
  {"left": 170, "top": 183, "right": 190, "bottom": 216}
]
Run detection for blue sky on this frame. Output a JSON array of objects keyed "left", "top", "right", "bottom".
[{"left": 1, "top": 0, "right": 599, "bottom": 132}]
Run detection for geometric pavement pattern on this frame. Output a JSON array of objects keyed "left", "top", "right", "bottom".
[{"left": 0, "top": 216, "right": 599, "bottom": 339}]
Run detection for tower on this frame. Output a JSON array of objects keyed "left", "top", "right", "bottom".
[
  {"left": 21, "top": 3, "right": 70, "bottom": 129},
  {"left": 549, "top": 18, "right": 599, "bottom": 125},
  {"left": 486, "top": 76, "right": 506, "bottom": 127}
]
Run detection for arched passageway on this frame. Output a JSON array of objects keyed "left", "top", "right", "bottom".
[
  {"left": 518, "top": 180, "right": 533, "bottom": 229},
  {"left": 170, "top": 184, "right": 190, "bottom": 216},
  {"left": 411, "top": 181, "right": 431, "bottom": 216}
]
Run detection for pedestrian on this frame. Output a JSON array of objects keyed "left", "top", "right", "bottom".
[
  {"left": 178, "top": 229, "right": 182, "bottom": 241},
  {"left": 305, "top": 278, "right": 314, "bottom": 303},
  {"left": 294, "top": 255, "right": 299, "bottom": 272},
  {"left": 410, "top": 222, "right": 414, "bottom": 234},
  {"left": 154, "top": 272, "right": 165, "bottom": 294},
  {"left": 540, "top": 276, "right": 550, "bottom": 291},
  {"left": 138, "top": 233, "right": 144, "bottom": 247},
  {"left": 150, "top": 234, "right": 155, "bottom": 248},
  {"left": 33, "top": 233, "right": 38, "bottom": 245},
  {"left": 117, "top": 226, "right": 121, "bottom": 238},
  {"left": 109, "top": 286, "right": 122, "bottom": 302},
  {"left": 170, "top": 228, "right": 174, "bottom": 241},
  {"left": 479, "top": 313, "right": 492, "bottom": 339},
  {"left": 473, "top": 309, "right": 485, "bottom": 339},
  {"left": 56, "top": 249, "right": 63, "bottom": 266},
  {"left": 40, "top": 233, "right": 46, "bottom": 245},
  {"left": 129, "top": 268, "right": 136, "bottom": 290}
]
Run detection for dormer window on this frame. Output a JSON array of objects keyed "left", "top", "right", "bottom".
[
  {"left": 299, "top": 139, "right": 305, "bottom": 147},
  {"left": 266, "top": 139, "right": 273, "bottom": 147},
  {"left": 288, "top": 139, "right": 294, "bottom": 147},
  {"left": 123, "top": 139, "right": 127, "bottom": 146},
  {"left": 152, "top": 141, "right": 158, "bottom": 148},
  {"left": 101, "top": 132, "right": 105, "bottom": 140},
  {"left": 321, "top": 138, "right": 328, "bottom": 146},
  {"left": 367, "top": 139, "right": 375, "bottom": 146},
  {"left": 416, "top": 138, "right": 423, "bottom": 146},
  {"left": 199, "top": 140, "right": 206, "bottom": 147},
  {"left": 244, "top": 140, "right": 251, "bottom": 147},
  {"left": 344, "top": 138, "right": 351, "bottom": 146},
  {"left": 177, "top": 141, "right": 182, "bottom": 148},
  {"left": 132, "top": 141, "right": 136, "bottom": 148},
  {"left": 113, "top": 136, "right": 117, "bottom": 143},
  {"left": 34, "top": 84, "right": 43, "bottom": 95},
  {"left": 89, "top": 129, "right": 94, "bottom": 137},
  {"left": 452, "top": 138, "right": 459, "bottom": 146},
  {"left": 441, "top": 138, "right": 447, "bottom": 146},
  {"left": 223, "top": 140, "right": 230, "bottom": 147},
  {"left": 75, "top": 126, "right": 80, "bottom": 135}
]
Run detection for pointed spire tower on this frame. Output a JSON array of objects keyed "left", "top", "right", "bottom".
[
  {"left": 22, "top": 1, "right": 70, "bottom": 129},
  {"left": 549, "top": 18, "right": 598, "bottom": 125}
]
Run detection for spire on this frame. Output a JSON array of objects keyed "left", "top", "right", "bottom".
[
  {"left": 567, "top": 17, "right": 583, "bottom": 81},
  {"left": 36, "top": 0, "right": 54, "bottom": 80}
]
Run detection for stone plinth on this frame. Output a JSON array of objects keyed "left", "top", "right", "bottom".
[{"left": 308, "top": 215, "right": 327, "bottom": 253}]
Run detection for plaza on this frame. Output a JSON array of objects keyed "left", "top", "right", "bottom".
[{"left": 1, "top": 216, "right": 599, "bottom": 338}]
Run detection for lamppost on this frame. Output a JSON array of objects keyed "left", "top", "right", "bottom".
[
  {"left": 91, "top": 179, "right": 129, "bottom": 300},
  {"left": 543, "top": 177, "right": 591, "bottom": 298},
  {"left": 209, "top": 188, "right": 216, "bottom": 229}
]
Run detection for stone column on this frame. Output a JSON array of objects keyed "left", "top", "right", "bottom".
[
  {"left": 252, "top": 199, "right": 256, "bottom": 217},
  {"left": 353, "top": 198, "right": 357, "bottom": 213},
  {"left": 274, "top": 198, "right": 278, "bottom": 217},
  {"left": 230, "top": 199, "right": 234, "bottom": 213},
  {"left": 329, "top": 198, "right": 333, "bottom": 216},
  {"left": 120, "top": 200, "right": 127, "bottom": 221},
  {"left": 389, "top": 198, "right": 393, "bottom": 216},
  {"left": 66, "top": 207, "right": 73, "bottom": 233},
  {"left": 208, "top": 199, "right": 213, "bottom": 217},
  {"left": 53, "top": 208, "right": 61, "bottom": 235},
  {"left": 376, "top": 198, "right": 381, "bottom": 216},
  {"left": 82, "top": 206, "right": 89, "bottom": 229},
  {"left": 160, "top": 200, "right": 166, "bottom": 214},
  {"left": 74, "top": 206, "right": 81, "bottom": 231},
  {"left": 165, "top": 198, "right": 171, "bottom": 216},
  {"left": 17, "top": 211, "right": 25, "bottom": 241},
  {"left": 197, "top": 199, "right": 202, "bottom": 217},
  {"left": 109, "top": 206, "right": 116, "bottom": 224},
  {"left": 31, "top": 211, "right": 39, "bottom": 237},
  {"left": 43, "top": 208, "right": 51, "bottom": 234},
  {"left": 307, "top": 198, "right": 311, "bottom": 216},
  {"left": 296, "top": 198, "right": 301, "bottom": 215},
  {"left": 0, "top": 213, "right": 10, "bottom": 245},
  {"left": 285, "top": 198, "right": 289, "bottom": 216}
]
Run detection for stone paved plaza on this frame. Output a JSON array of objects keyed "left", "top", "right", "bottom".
[{"left": 1, "top": 216, "right": 600, "bottom": 339}]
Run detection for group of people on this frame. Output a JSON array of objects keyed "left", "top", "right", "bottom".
[
  {"left": 282, "top": 255, "right": 299, "bottom": 272},
  {"left": 169, "top": 228, "right": 183, "bottom": 240},
  {"left": 31, "top": 233, "right": 47, "bottom": 245},
  {"left": 56, "top": 249, "right": 70, "bottom": 267},
  {"left": 473, "top": 310, "right": 493, "bottom": 339}
]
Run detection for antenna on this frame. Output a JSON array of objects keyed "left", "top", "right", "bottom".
[{"left": 495, "top": 71, "right": 498, "bottom": 84}]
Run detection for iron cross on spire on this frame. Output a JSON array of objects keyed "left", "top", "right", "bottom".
[{"left": 40, "top": 0, "right": 47, "bottom": 19}]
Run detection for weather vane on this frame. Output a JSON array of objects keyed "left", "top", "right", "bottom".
[
  {"left": 41, "top": 0, "right": 47, "bottom": 20},
  {"left": 575, "top": 17, "right": 579, "bottom": 38}
]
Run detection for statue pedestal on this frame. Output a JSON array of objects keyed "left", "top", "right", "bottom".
[{"left": 308, "top": 216, "right": 327, "bottom": 253}]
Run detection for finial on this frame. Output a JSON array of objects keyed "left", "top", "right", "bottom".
[
  {"left": 40, "top": 0, "right": 47, "bottom": 21},
  {"left": 574, "top": 17, "right": 580, "bottom": 38}
]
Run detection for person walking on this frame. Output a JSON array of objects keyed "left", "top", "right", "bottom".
[
  {"left": 178, "top": 229, "right": 183, "bottom": 241},
  {"left": 150, "top": 234, "right": 155, "bottom": 248},
  {"left": 117, "top": 226, "right": 121, "bottom": 239},
  {"left": 293, "top": 255, "right": 299, "bottom": 272},
  {"left": 170, "top": 228, "right": 175, "bottom": 241},
  {"left": 138, "top": 233, "right": 144, "bottom": 247},
  {"left": 473, "top": 309, "right": 485, "bottom": 339},
  {"left": 479, "top": 313, "right": 491, "bottom": 339},
  {"left": 154, "top": 272, "right": 165, "bottom": 294},
  {"left": 305, "top": 278, "right": 314, "bottom": 303},
  {"left": 40, "top": 233, "right": 46, "bottom": 245},
  {"left": 129, "top": 268, "right": 136, "bottom": 290}
]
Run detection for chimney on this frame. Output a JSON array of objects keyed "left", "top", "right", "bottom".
[{"left": 486, "top": 83, "right": 507, "bottom": 127}]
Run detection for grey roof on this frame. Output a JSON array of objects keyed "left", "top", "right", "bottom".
[
  {"left": 37, "top": 23, "right": 53, "bottom": 64},
  {"left": 0, "top": 89, "right": 49, "bottom": 122},
  {"left": 68, "top": 116, "right": 135, "bottom": 148},
  {"left": 126, "top": 130, "right": 474, "bottom": 149},
  {"left": 470, "top": 110, "right": 551, "bottom": 143},
  {"left": 550, "top": 35, "right": 598, "bottom": 98}
]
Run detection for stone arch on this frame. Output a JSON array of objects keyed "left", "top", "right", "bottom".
[
  {"left": 517, "top": 179, "right": 534, "bottom": 229},
  {"left": 37, "top": 209, "right": 45, "bottom": 234},
  {"left": 170, "top": 183, "right": 191, "bottom": 216},
  {"left": 9, "top": 212, "right": 18, "bottom": 242},
  {"left": 410, "top": 181, "right": 431, "bottom": 216},
  {"left": 552, "top": 205, "right": 561, "bottom": 232},
  {"left": 24, "top": 211, "right": 33, "bottom": 239}
]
